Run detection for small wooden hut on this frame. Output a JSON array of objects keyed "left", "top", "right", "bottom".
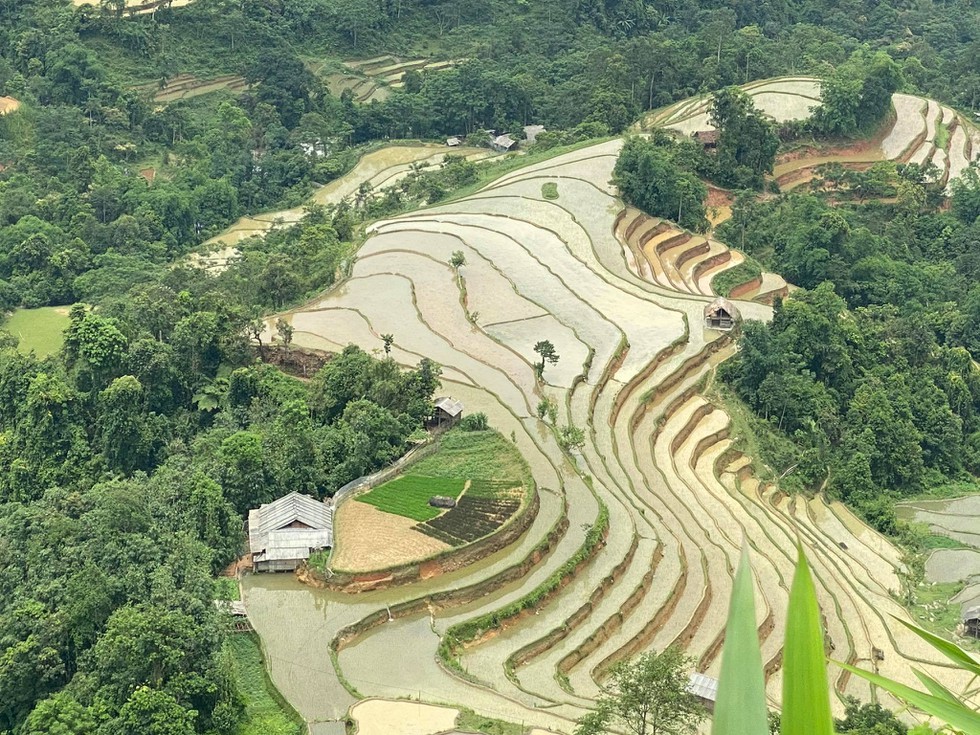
[
  {"left": 492, "top": 134, "right": 517, "bottom": 152},
  {"left": 704, "top": 297, "right": 740, "bottom": 331},
  {"left": 693, "top": 129, "right": 720, "bottom": 149},
  {"left": 432, "top": 396, "right": 464, "bottom": 429},
  {"left": 963, "top": 606, "right": 980, "bottom": 638}
]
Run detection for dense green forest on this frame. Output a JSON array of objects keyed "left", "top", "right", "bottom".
[
  {"left": 1, "top": 0, "right": 979, "bottom": 731},
  {"left": 718, "top": 173, "right": 980, "bottom": 530},
  {"left": 1, "top": 0, "right": 979, "bottom": 308}
]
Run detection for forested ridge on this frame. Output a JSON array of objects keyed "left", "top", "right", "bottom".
[
  {"left": 717, "top": 171, "right": 980, "bottom": 531},
  {"left": 0, "top": 0, "right": 980, "bottom": 731}
]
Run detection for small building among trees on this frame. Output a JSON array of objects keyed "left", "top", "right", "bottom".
[
  {"left": 687, "top": 672, "right": 719, "bottom": 713},
  {"left": 703, "top": 297, "right": 741, "bottom": 331},
  {"left": 692, "top": 129, "right": 720, "bottom": 149},
  {"left": 492, "top": 134, "right": 517, "bottom": 152},
  {"left": 432, "top": 396, "right": 464, "bottom": 429},
  {"left": 248, "top": 492, "right": 333, "bottom": 572}
]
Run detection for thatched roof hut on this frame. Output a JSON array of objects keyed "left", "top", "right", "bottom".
[{"left": 704, "top": 297, "right": 740, "bottom": 331}]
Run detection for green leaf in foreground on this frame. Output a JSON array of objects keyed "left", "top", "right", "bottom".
[
  {"left": 713, "top": 546, "right": 768, "bottom": 735},
  {"left": 892, "top": 616, "right": 980, "bottom": 679},
  {"left": 912, "top": 668, "right": 960, "bottom": 705},
  {"left": 782, "top": 545, "right": 834, "bottom": 735},
  {"left": 838, "top": 661, "right": 980, "bottom": 734}
]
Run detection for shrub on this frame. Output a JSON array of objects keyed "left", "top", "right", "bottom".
[{"left": 458, "top": 412, "right": 489, "bottom": 431}]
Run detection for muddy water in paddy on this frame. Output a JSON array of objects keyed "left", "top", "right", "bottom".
[
  {"left": 243, "top": 379, "right": 579, "bottom": 730},
  {"left": 898, "top": 496, "right": 980, "bottom": 587},
  {"left": 202, "top": 145, "right": 483, "bottom": 251}
]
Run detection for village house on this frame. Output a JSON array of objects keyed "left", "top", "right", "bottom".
[
  {"left": 693, "top": 129, "right": 720, "bottom": 149},
  {"left": 248, "top": 492, "right": 333, "bottom": 572},
  {"left": 492, "top": 134, "right": 517, "bottom": 152},
  {"left": 703, "top": 296, "right": 740, "bottom": 331},
  {"left": 687, "top": 672, "right": 718, "bottom": 712},
  {"left": 962, "top": 605, "right": 980, "bottom": 637},
  {"left": 432, "top": 396, "right": 464, "bottom": 429}
]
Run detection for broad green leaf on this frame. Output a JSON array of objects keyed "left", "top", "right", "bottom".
[
  {"left": 782, "top": 544, "right": 834, "bottom": 735},
  {"left": 838, "top": 661, "right": 980, "bottom": 734},
  {"left": 912, "top": 668, "right": 960, "bottom": 705},
  {"left": 713, "top": 545, "right": 768, "bottom": 735},
  {"left": 892, "top": 616, "right": 980, "bottom": 679}
]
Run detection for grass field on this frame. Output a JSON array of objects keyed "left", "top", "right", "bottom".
[
  {"left": 412, "top": 429, "right": 528, "bottom": 484},
  {"left": 711, "top": 258, "right": 763, "bottom": 298},
  {"left": 3, "top": 306, "right": 72, "bottom": 356},
  {"left": 357, "top": 474, "right": 465, "bottom": 521},
  {"left": 541, "top": 182, "right": 559, "bottom": 199},
  {"left": 225, "top": 635, "right": 305, "bottom": 735}
]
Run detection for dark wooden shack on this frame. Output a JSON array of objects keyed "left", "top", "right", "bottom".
[
  {"left": 963, "top": 606, "right": 980, "bottom": 638},
  {"left": 693, "top": 129, "right": 720, "bottom": 149},
  {"left": 704, "top": 297, "right": 741, "bottom": 331}
]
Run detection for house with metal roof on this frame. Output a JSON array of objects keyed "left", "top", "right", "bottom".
[
  {"left": 492, "top": 134, "right": 517, "bottom": 152},
  {"left": 523, "top": 124, "right": 546, "bottom": 145},
  {"left": 248, "top": 492, "right": 333, "bottom": 572},
  {"left": 432, "top": 396, "right": 464, "bottom": 429},
  {"left": 687, "top": 672, "right": 718, "bottom": 711}
]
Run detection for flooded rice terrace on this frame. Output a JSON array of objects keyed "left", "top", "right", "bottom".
[
  {"left": 226, "top": 127, "right": 980, "bottom": 731},
  {"left": 898, "top": 496, "right": 980, "bottom": 599}
]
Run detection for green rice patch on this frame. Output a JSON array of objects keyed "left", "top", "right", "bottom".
[
  {"left": 357, "top": 474, "right": 465, "bottom": 521},
  {"left": 541, "top": 182, "right": 559, "bottom": 200},
  {"left": 3, "top": 306, "right": 72, "bottom": 357},
  {"left": 412, "top": 429, "right": 525, "bottom": 484},
  {"left": 935, "top": 122, "right": 950, "bottom": 150},
  {"left": 711, "top": 258, "right": 763, "bottom": 298},
  {"left": 224, "top": 634, "right": 304, "bottom": 735}
]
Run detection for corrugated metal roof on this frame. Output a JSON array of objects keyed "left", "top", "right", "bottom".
[
  {"left": 434, "top": 396, "right": 464, "bottom": 417},
  {"left": 687, "top": 672, "right": 719, "bottom": 701},
  {"left": 249, "top": 492, "right": 332, "bottom": 562}
]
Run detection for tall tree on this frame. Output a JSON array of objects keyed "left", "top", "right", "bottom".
[{"left": 574, "top": 648, "right": 705, "bottom": 735}]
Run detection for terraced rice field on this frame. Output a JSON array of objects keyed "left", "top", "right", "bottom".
[
  {"left": 640, "top": 77, "right": 822, "bottom": 134},
  {"left": 0, "top": 96, "right": 20, "bottom": 115},
  {"left": 239, "top": 136, "right": 971, "bottom": 734},
  {"left": 73, "top": 0, "right": 194, "bottom": 14},
  {"left": 150, "top": 73, "right": 249, "bottom": 103},
  {"left": 643, "top": 77, "right": 980, "bottom": 194},
  {"left": 321, "top": 55, "right": 460, "bottom": 104},
  {"left": 191, "top": 144, "right": 487, "bottom": 269}
]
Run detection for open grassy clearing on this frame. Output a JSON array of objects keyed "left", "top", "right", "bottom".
[
  {"left": 357, "top": 474, "right": 464, "bottom": 521},
  {"left": 412, "top": 429, "right": 528, "bottom": 485},
  {"left": 238, "top": 129, "right": 971, "bottom": 732},
  {"left": 3, "top": 306, "right": 72, "bottom": 356}
]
